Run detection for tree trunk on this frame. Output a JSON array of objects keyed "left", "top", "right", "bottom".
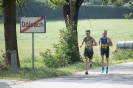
[
  {"left": 62, "top": 0, "right": 83, "bottom": 63},
  {"left": 3, "top": 0, "right": 20, "bottom": 67},
  {"left": 63, "top": 3, "right": 70, "bottom": 28}
]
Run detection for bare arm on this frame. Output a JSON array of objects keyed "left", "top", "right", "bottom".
[
  {"left": 98, "top": 38, "right": 101, "bottom": 45},
  {"left": 108, "top": 38, "right": 113, "bottom": 46},
  {"left": 80, "top": 39, "right": 85, "bottom": 48},
  {"left": 92, "top": 38, "right": 97, "bottom": 46}
]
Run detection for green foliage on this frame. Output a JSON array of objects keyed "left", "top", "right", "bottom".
[
  {"left": 16, "top": 0, "right": 26, "bottom": 5},
  {"left": 40, "top": 49, "right": 59, "bottom": 68},
  {"left": 0, "top": 62, "right": 84, "bottom": 81},
  {"left": 0, "top": 50, "right": 6, "bottom": 70},
  {"left": 101, "top": 0, "right": 130, "bottom": 6},
  {"left": 88, "top": 0, "right": 102, "bottom": 5},
  {"left": 0, "top": 54, "right": 132, "bottom": 80},
  {"left": 49, "top": 0, "right": 77, "bottom": 7},
  {"left": 40, "top": 25, "right": 82, "bottom": 68},
  {"left": 49, "top": 0, "right": 68, "bottom": 8},
  {"left": 0, "top": 0, "right": 25, "bottom": 15},
  {"left": 0, "top": 57, "right": 5, "bottom": 69},
  {"left": 0, "top": 0, "right": 3, "bottom": 14},
  {"left": 59, "top": 27, "right": 81, "bottom": 63},
  {"left": 124, "top": 13, "right": 133, "bottom": 19},
  {"left": 78, "top": 6, "right": 133, "bottom": 19},
  {"left": 15, "top": 3, "right": 133, "bottom": 22},
  {"left": 101, "top": 0, "right": 133, "bottom": 19},
  {"left": 40, "top": 48, "right": 69, "bottom": 68},
  {"left": 112, "top": 49, "right": 133, "bottom": 60},
  {"left": 53, "top": 43, "right": 70, "bottom": 67}
]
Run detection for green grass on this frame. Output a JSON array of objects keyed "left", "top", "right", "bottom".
[
  {"left": 0, "top": 19, "right": 133, "bottom": 80},
  {"left": 1, "top": 19, "right": 133, "bottom": 59},
  {"left": 0, "top": 61, "right": 84, "bottom": 81}
]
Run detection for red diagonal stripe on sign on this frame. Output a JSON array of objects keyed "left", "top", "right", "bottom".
[{"left": 21, "top": 17, "right": 44, "bottom": 32}]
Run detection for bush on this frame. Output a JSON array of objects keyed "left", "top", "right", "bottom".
[
  {"left": 0, "top": 57, "right": 5, "bottom": 69},
  {"left": 40, "top": 46, "right": 69, "bottom": 68},
  {"left": 112, "top": 49, "right": 133, "bottom": 60},
  {"left": 40, "top": 49, "right": 59, "bottom": 68},
  {"left": 53, "top": 43, "right": 70, "bottom": 67},
  {"left": 40, "top": 27, "right": 83, "bottom": 68},
  {"left": 0, "top": 50, "right": 6, "bottom": 70},
  {"left": 59, "top": 28, "right": 81, "bottom": 63}
]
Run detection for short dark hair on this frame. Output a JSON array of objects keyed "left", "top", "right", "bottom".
[
  {"left": 86, "top": 30, "right": 90, "bottom": 32},
  {"left": 104, "top": 30, "right": 107, "bottom": 34}
]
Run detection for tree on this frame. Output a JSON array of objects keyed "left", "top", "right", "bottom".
[
  {"left": 49, "top": 0, "right": 84, "bottom": 63},
  {"left": 102, "top": 0, "right": 133, "bottom": 19},
  {"left": 0, "top": 0, "right": 20, "bottom": 68},
  {"left": 89, "top": 0, "right": 102, "bottom": 5},
  {"left": 50, "top": 0, "right": 83, "bottom": 63}
]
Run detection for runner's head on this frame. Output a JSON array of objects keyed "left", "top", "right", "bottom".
[
  {"left": 103, "top": 30, "right": 107, "bottom": 37},
  {"left": 86, "top": 30, "right": 90, "bottom": 37}
]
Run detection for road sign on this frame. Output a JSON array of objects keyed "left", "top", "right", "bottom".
[
  {"left": 20, "top": 17, "right": 46, "bottom": 70},
  {"left": 20, "top": 17, "right": 46, "bottom": 33}
]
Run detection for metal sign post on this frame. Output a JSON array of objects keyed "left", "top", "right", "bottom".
[
  {"left": 20, "top": 17, "right": 46, "bottom": 70},
  {"left": 32, "top": 33, "right": 34, "bottom": 70}
]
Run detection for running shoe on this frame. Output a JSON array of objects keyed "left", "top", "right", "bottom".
[
  {"left": 90, "top": 64, "right": 92, "bottom": 67},
  {"left": 85, "top": 71, "right": 88, "bottom": 75},
  {"left": 102, "top": 67, "right": 104, "bottom": 73},
  {"left": 106, "top": 67, "right": 108, "bottom": 73}
]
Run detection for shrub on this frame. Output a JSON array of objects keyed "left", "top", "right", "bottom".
[
  {"left": 59, "top": 28, "right": 81, "bottom": 63},
  {"left": 112, "top": 49, "right": 133, "bottom": 60},
  {"left": 53, "top": 43, "right": 70, "bottom": 67},
  {"left": 40, "top": 47, "right": 69, "bottom": 68},
  {"left": 40, "top": 49, "right": 58, "bottom": 68},
  {"left": 40, "top": 17, "right": 82, "bottom": 68},
  {"left": 40, "top": 27, "right": 83, "bottom": 68},
  {"left": 0, "top": 50, "right": 6, "bottom": 70}
]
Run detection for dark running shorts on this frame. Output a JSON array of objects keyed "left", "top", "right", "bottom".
[
  {"left": 101, "top": 50, "right": 109, "bottom": 58},
  {"left": 84, "top": 51, "right": 94, "bottom": 59}
]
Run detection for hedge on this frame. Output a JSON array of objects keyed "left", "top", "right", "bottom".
[{"left": 15, "top": 1, "right": 133, "bottom": 22}]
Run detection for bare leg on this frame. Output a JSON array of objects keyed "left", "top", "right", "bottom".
[
  {"left": 101, "top": 55, "right": 104, "bottom": 73},
  {"left": 106, "top": 58, "right": 109, "bottom": 73},
  {"left": 89, "top": 59, "right": 92, "bottom": 67},
  {"left": 101, "top": 55, "right": 104, "bottom": 67},
  {"left": 106, "top": 58, "right": 109, "bottom": 67},
  {"left": 89, "top": 59, "right": 92, "bottom": 64},
  {"left": 85, "top": 56, "right": 89, "bottom": 71}
]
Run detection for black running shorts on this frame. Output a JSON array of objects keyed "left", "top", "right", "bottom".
[
  {"left": 101, "top": 50, "right": 109, "bottom": 58},
  {"left": 84, "top": 51, "right": 94, "bottom": 59}
]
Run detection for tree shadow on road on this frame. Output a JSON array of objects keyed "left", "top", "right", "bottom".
[
  {"left": 0, "top": 82, "right": 12, "bottom": 88},
  {"left": 39, "top": 72, "right": 133, "bottom": 85},
  {"left": 39, "top": 62, "right": 133, "bottom": 85}
]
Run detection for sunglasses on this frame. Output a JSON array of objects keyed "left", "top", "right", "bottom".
[
  {"left": 86, "top": 32, "right": 90, "bottom": 34},
  {"left": 103, "top": 32, "right": 107, "bottom": 35}
]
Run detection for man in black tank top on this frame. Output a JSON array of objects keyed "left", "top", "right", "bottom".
[
  {"left": 99, "top": 30, "right": 113, "bottom": 73},
  {"left": 80, "top": 30, "right": 97, "bottom": 75}
]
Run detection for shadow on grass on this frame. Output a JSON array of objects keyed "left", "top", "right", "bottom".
[{"left": 0, "top": 62, "right": 85, "bottom": 81}]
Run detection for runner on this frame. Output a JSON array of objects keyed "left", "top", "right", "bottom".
[
  {"left": 80, "top": 30, "right": 97, "bottom": 75},
  {"left": 99, "top": 30, "right": 113, "bottom": 73}
]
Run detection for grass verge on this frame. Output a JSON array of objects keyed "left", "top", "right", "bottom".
[{"left": 0, "top": 58, "right": 132, "bottom": 81}]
